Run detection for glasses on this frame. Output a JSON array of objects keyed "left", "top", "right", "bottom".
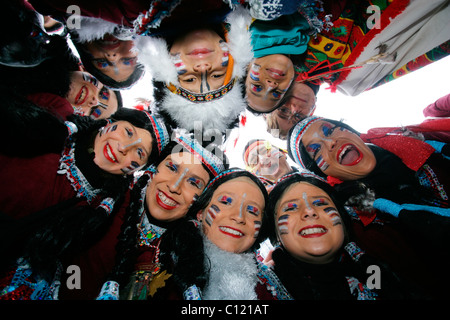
[{"left": 276, "top": 106, "right": 306, "bottom": 123}]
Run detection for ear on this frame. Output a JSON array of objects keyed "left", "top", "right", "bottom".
[{"left": 196, "top": 210, "right": 203, "bottom": 222}]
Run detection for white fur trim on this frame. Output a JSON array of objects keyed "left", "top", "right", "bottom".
[
  {"left": 134, "top": 35, "right": 179, "bottom": 85},
  {"left": 225, "top": 6, "right": 254, "bottom": 78},
  {"left": 202, "top": 236, "right": 258, "bottom": 300},
  {"left": 73, "top": 17, "right": 119, "bottom": 42},
  {"left": 159, "top": 82, "right": 246, "bottom": 133}
]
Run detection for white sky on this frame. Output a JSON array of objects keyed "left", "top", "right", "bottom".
[{"left": 122, "top": 55, "right": 450, "bottom": 168}]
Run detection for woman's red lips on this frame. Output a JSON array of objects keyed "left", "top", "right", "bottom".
[
  {"left": 75, "top": 85, "right": 89, "bottom": 106},
  {"left": 103, "top": 143, "right": 118, "bottom": 163},
  {"left": 156, "top": 190, "right": 179, "bottom": 210},
  {"left": 188, "top": 48, "right": 213, "bottom": 56},
  {"left": 266, "top": 68, "right": 286, "bottom": 80},
  {"left": 337, "top": 143, "right": 362, "bottom": 166},
  {"left": 219, "top": 226, "right": 244, "bottom": 238},
  {"left": 298, "top": 225, "right": 327, "bottom": 238}
]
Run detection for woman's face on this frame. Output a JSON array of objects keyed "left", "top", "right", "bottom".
[
  {"left": 93, "top": 120, "right": 153, "bottom": 175},
  {"left": 282, "top": 82, "right": 316, "bottom": 117},
  {"left": 89, "top": 87, "right": 119, "bottom": 119},
  {"left": 247, "top": 143, "right": 292, "bottom": 181},
  {"left": 66, "top": 71, "right": 102, "bottom": 111},
  {"left": 83, "top": 34, "right": 138, "bottom": 82},
  {"left": 301, "top": 120, "right": 376, "bottom": 181},
  {"left": 169, "top": 29, "right": 229, "bottom": 94},
  {"left": 275, "top": 182, "right": 345, "bottom": 264},
  {"left": 147, "top": 152, "right": 210, "bottom": 222},
  {"left": 245, "top": 54, "right": 295, "bottom": 113},
  {"left": 199, "top": 177, "right": 265, "bottom": 253}
]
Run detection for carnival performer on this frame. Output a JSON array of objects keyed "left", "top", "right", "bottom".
[
  {"left": 287, "top": 116, "right": 450, "bottom": 298},
  {"left": 265, "top": 171, "right": 423, "bottom": 299},
  {"left": 186, "top": 168, "right": 289, "bottom": 300},
  {"left": 92, "top": 135, "right": 228, "bottom": 300},
  {"left": 0, "top": 108, "right": 170, "bottom": 300}
]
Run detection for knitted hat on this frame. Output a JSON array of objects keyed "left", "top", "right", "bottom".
[{"left": 135, "top": 6, "right": 253, "bottom": 135}]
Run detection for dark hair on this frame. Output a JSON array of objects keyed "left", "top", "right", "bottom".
[{"left": 106, "top": 138, "right": 229, "bottom": 296}]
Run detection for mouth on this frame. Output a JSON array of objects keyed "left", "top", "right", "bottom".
[
  {"left": 156, "top": 190, "right": 179, "bottom": 210},
  {"left": 98, "top": 35, "right": 120, "bottom": 50},
  {"left": 75, "top": 85, "right": 89, "bottom": 106},
  {"left": 337, "top": 143, "right": 362, "bottom": 166},
  {"left": 266, "top": 68, "right": 286, "bottom": 80},
  {"left": 298, "top": 225, "right": 328, "bottom": 238},
  {"left": 188, "top": 48, "right": 213, "bottom": 57},
  {"left": 219, "top": 226, "right": 244, "bottom": 238},
  {"left": 103, "top": 143, "right": 118, "bottom": 163}
]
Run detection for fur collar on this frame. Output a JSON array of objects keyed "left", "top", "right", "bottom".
[{"left": 202, "top": 236, "right": 258, "bottom": 300}]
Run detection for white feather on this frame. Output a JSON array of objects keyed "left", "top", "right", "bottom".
[{"left": 73, "top": 17, "right": 121, "bottom": 42}]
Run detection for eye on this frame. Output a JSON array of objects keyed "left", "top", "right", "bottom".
[
  {"left": 125, "top": 127, "right": 133, "bottom": 138},
  {"left": 182, "top": 77, "right": 196, "bottom": 83},
  {"left": 165, "top": 161, "right": 178, "bottom": 172},
  {"left": 251, "top": 84, "right": 262, "bottom": 92},
  {"left": 247, "top": 205, "right": 260, "bottom": 216},
  {"left": 136, "top": 148, "right": 145, "bottom": 160},
  {"left": 95, "top": 59, "right": 110, "bottom": 69},
  {"left": 211, "top": 73, "right": 225, "bottom": 79},
  {"left": 218, "top": 195, "right": 232, "bottom": 205},
  {"left": 282, "top": 202, "right": 298, "bottom": 212},
  {"left": 272, "top": 91, "right": 282, "bottom": 99},
  {"left": 121, "top": 57, "right": 137, "bottom": 66},
  {"left": 82, "top": 73, "right": 100, "bottom": 88},
  {"left": 187, "top": 177, "right": 204, "bottom": 189},
  {"left": 322, "top": 123, "right": 336, "bottom": 137},
  {"left": 312, "top": 199, "right": 329, "bottom": 207},
  {"left": 99, "top": 87, "right": 110, "bottom": 101}
]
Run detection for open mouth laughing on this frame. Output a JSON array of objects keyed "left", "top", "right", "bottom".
[
  {"left": 75, "top": 85, "right": 89, "bottom": 106},
  {"left": 337, "top": 143, "right": 362, "bottom": 166},
  {"left": 156, "top": 190, "right": 179, "bottom": 210},
  {"left": 219, "top": 226, "right": 244, "bottom": 238},
  {"left": 103, "top": 143, "right": 118, "bottom": 163},
  {"left": 298, "top": 225, "right": 328, "bottom": 238}
]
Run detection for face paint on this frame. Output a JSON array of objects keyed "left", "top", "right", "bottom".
[
  {"left": 122, "top": 138, "right": 142, "bottom": 150},
  {"left": 120, "top": 161, "right": 143, "bottom": 174},
  {"left": 199, "top": 71, "right": 210, "bottom": 93},
  {"left": 219, "top": 195, "right": 233, "bottom": 205},
  {"left": 283, "top": 203, "right": 298, "bottom": 212},
  {"left": 83, "top": 72, "right": 100, "bottom": 88},
  {"left": 247, "top": 205, "right": 260, "bottom": 216},
  {"left": 316, "top": 155, "right": 329, "bottom": 171},
  {"left": 187, "top": 177, "right": 204, "bottom": 189},
  {"left": 172, "top": 167, "right": 189, "bottom": 189},
  {"left": 324, "top": 207, "right": 342, "bottom": 226},
  {"left": 239, "top": 193, "right": 247, "bottom": 219},
  {"left": 205, "top": 204, "right": 220, "bottom": 226},
  {"left": 253, "top": 220, "right": 261, "bottom": 238},
  {"left": 249, "top": 63, "right": 260, "bottom": 81},
  {"left": 277, "top": 214, "right": 289, "bottom": 235},
  {"left": 100, "top": 124, "right": 118, "bottom": 136},
  {"left": 219, "top": 40, "right": 229, "bottom": 67},
  {"left": 303, "top": 192, "right": 312, "bottom": 211},
  {"left": 170, "top": 53, "right": 187, "bottom": 75}
]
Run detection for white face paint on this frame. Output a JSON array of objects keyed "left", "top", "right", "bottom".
[
  {"left": 172, "top": 167, "right": 189, "bottom": 189},
  {"left": 238, "top": 193, "right": 247, "bottom": 219}
]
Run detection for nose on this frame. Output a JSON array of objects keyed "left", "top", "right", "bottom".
[
  {"left": 105, "top": 52, "right": 119, "bottom": 63},
  {"left": 323, "top": 138, "right": 337, "bottom": 152},
  {"left": 88, "top": 95, "right": 98, "bottom": 107},
  {"left": 168, "top": 168, "right": 189, "bottom": 194},
  {"left": 266, "top": 79, "right": 279, "bottom": 88},
  {"left": 231, "top": 195, "right": 247, "bottom": 224},
  {"left": 301, "top": 206, "right": 319, "bottom": 220},
  {"left": 193, "top": 62, "right": 211, "bottom": 72},
  {"left": 119, "top": 138, "right": 142, "bottom": 154}
]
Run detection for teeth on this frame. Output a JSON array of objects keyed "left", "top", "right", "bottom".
[
  {"left": 219, "top": 226, "right": 243, "bottom": 237},
  {"left": 338, "top": 145, "right": 352, "bottom": 163},
  {"left": 106, "top": 144, "right": 117, "bottom": 162},
  {"left": 77, "top": 87, "right": 87, "bottom": 104},
  {"left": 158, "top": 191, "right": 177, "bottom": 207},
  {"left": 300, "top": 227, "right": 326, "bottom": 236}
]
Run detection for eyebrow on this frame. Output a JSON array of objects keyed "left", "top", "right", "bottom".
[{"left": 278, "top": 195, "right": 332, "bottom": 209}]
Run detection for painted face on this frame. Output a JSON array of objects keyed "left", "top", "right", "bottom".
[
  {"left": 301, "top": 120, "right": 376, "bottom": 180},
  {"left": 281, "top": 82, "right": 316, "bottom": 118},
  {"left": 247, "top": 143, "right": 291, "bottom": 181},
  {"left": 169, "top": 29, "right": 229, "bottom": 93},
  {"left": 83, "top": 34, "right": 138, "bottom": 82},
  {"left": 147, "top": 152, "right": 210, "bottom": 222},
  {"left": 198, "top": 177, "right": 265, "bottom": 253},
  {"left": 66, "top": 71, "right": 102, "bottom": 111},
  {"left": 89, "top": 86, "right": 119, "bottom": 119},
  {"left": 245, "top": 54, "right": 295, "bottom": 113},
  {"left": 275, "top": 182, "right": 345, "bottom": 264},
  {"left": 93, "top": 120, "right": 152, "bottom": 175}
]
